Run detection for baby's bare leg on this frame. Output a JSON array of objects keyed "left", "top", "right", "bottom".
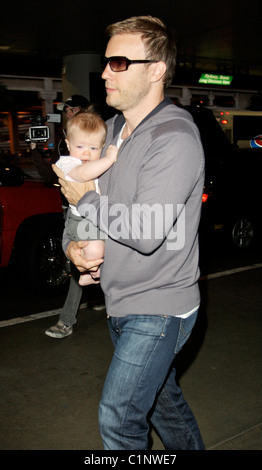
[{"left": 79, "top": 240, "right": 105, "bottom": 286}]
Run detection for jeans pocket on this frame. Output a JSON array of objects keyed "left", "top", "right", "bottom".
[{"left": 174, "top": 310, "right": 198, "bottom": 354}]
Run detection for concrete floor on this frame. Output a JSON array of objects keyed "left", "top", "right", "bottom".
[{"left": 0, "top": 267, "right": 261, "bottom": 451}]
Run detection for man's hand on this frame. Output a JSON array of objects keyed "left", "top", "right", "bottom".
[
  {"left": 52, "top": 164, "right": 95, "bottom": 206},
  {"left": 66, "top": 240, "right": 104, "bottom": 273}
]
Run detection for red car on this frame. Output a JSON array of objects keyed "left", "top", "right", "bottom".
[{"left": 0, "top": 162, "right": 70, "bottom": 294}]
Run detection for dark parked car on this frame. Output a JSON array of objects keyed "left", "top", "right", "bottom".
[
  {"left": 187, "top": 105, "right": 262, "bottom": 249},
  {"left": 0, "top": 162, "right": 70, "bottom": 295}
]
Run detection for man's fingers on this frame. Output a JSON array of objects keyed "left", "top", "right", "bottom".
[{"left": 52, "top": 164, "right": 64, "bottom": 179}]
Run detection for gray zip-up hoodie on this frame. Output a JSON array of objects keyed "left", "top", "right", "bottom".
[{"left": 64, "top": 98, "right": 205, "bottom": 317}]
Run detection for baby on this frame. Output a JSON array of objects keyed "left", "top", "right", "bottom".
[{"left": 55, "top": 110, "right": 118, "bottom": 285}]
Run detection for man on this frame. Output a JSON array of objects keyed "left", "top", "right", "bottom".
[{"left": 54, "top": 16, "right": 205, "bottom": 449}]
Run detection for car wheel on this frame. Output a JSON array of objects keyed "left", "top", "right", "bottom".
[
  {"left": 231, "top": 216, "right": 254, "bottom": 249},
  {"left": 15, "top": 218, "right": 71, "bottom": 295},
  {"left": 30, "top": 231, "right": 71, "bottom": 294}
]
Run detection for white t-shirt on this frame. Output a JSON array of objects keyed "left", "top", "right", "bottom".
[{"left": 56, "top": 155, "right": 99, "bottom": 216}]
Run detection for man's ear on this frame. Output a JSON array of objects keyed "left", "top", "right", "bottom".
[{"left": 151, "top": 61, "right": 167, "bottom": 83}]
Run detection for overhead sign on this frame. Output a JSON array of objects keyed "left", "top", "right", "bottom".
[{"left": 198, "top": 73, "right": 233, "bottom": 85}]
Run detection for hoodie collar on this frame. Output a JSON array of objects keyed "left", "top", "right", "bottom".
[{"left": 112, "top": 97, "right": 173, "bottom": 140}]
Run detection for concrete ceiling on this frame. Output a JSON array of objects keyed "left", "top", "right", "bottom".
[{"left": 1, "top": 0, "right": 262, "bottom": 88}]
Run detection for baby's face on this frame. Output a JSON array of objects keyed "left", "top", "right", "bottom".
[{"left": 66, "top": 128, "right": 104, "bottom": 162}]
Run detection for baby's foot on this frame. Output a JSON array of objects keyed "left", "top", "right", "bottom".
[
  {"left": 79, "top": 273, "right": 93, "bottom": 286},
  {"left": 91, "top": 268, "right": 100, "bottom": 279}
]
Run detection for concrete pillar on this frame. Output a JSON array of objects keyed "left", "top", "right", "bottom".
[
  {"left": 179, "top": 87, "right": 192, "bottom": 106},
  {"left": 208, "top": 93, "right": 215, "bottom": 107},
  {"left": 61, "top": 53, "right": 101, "bottom": 102},
  {"left": 38, "top": 78, "right": 57, "bottom": 147}
]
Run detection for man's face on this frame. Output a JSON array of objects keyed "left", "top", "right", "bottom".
[
  {"left": 64, "top": 106, "right": 81, "bottom": 120},
  {"left": 102, "top": 34, "right": 152, "bottom": 112}
]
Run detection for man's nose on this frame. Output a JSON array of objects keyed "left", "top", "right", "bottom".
[{"left": 102, "top": 63, "right": 112, "bottom": 79}]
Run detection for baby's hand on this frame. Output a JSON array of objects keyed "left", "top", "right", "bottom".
[{"left": 106, "top": 145, "right": 118, "bottom": 164}]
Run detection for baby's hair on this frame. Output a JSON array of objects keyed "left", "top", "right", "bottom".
[{"left": 66, "top": 109, "right": 107, "bottom": 141}]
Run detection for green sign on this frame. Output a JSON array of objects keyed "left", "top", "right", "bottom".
[{"left": 198, "top": 73, "right": 233, "bottom": 85}]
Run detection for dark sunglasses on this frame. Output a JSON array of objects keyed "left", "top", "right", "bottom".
[{"left": 101, "top": 56, "right": 158, "bottom": 72}]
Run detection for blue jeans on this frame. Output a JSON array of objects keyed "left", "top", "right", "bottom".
[{"left": 99, "top": 312, "right": 205, "bottom": 450}]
